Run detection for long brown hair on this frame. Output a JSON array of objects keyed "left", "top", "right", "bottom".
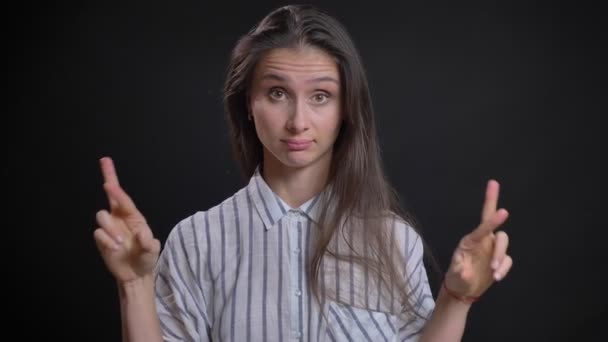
[{"left": 224, "top": 4, "right": 436, "bottom": 317}]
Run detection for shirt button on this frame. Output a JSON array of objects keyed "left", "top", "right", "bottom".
[
  {"left": 294, "top": 247, "right": 301, "bottom": 253},
  {"left": 295, "top": 290, "right": 302, "bottom": 297},
  {"left": 294, "top": 331, "right": 302, "bottom": 339}
]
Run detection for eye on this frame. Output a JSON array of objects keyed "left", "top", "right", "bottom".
[
  {"left": 311, "top": 92, "right": 330, "bottom": 104},
  {"left": 268, "top": 88, "right": 286, "bottom": 101}
]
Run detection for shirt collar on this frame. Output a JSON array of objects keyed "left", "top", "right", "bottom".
[{"left": 247, "top": 166, "right": 324, "bottom": 230}]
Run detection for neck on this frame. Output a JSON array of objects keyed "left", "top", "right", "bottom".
[{"left": 262, "top": 156, "right": 331, "bottom": 209}]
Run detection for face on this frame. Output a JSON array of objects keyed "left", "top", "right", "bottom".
[{"left": 249, "top": 46, "right": 342, "bottom": 174}]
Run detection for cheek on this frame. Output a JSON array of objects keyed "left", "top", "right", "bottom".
[
  {"left": 319, "top": 105, "right": 343, "bottom": 135},
  {"left": 251, "top": 101, "right": 283, "bottom": 137}
]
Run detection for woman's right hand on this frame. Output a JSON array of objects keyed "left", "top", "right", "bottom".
[{"left": 94, "top": 157, "right": 161, "bottom": 284}]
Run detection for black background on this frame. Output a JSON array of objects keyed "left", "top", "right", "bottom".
[{"left": 13, "top": 0, "right": 606, "bottom": 341}]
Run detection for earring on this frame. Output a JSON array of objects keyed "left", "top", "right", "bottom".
[{"left": 248, "top": 114, "right": 253, "bottom": 121}]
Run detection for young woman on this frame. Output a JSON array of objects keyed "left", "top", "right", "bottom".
[{"left": 94, "top": 5, "right": 512, "bottom": 342}]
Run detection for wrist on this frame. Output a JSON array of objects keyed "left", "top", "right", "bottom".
[
  {"left": 441, "top": 280, "right": 478, "bottom": 306},
  {"left": 117, "top": 275, "right": 155, "bottom": 297}
]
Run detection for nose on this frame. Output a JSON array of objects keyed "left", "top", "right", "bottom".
[{"left": 286, "top": 98, "right": 310, "bottom": 133}]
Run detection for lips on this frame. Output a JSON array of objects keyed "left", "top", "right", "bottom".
[{"left": 283, "top": 139, "right": 313, "bottom": 151}]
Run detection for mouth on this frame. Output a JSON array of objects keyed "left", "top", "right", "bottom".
[{"left": 282, "top": 139, "right": 313, "bottom": 151}]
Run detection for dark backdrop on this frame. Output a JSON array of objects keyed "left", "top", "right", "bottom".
[{"left": 13, "top": 0, "right": 606, "bottom": 341}]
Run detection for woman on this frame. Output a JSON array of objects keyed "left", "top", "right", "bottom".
[{"left": 94, "top": 5, "right": 512, "bottom": 342}]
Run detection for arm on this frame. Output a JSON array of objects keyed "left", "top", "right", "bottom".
[
  {"left": 118, "top": 276, "right": 163, "bottom": 342},
  {"left": 418, "top": 285, "right": 471, "bottom": 342},
  {"left": 93, "top": 157, "right": 163, "bottom": 342},
  {"left": 420, "top": 179, "right": 513, "bottom": 342}
]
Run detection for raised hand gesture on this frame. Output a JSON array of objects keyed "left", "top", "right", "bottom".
[
  {"left": 444, "top": 180, "right": 513, "bottom": 303},
  {"left": 93, "top": 157, "right": 160, "bottom": 284}
]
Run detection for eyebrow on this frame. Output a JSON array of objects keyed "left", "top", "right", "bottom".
[{"left": 260, "top": 73, "right": 339, "bottom": 85}]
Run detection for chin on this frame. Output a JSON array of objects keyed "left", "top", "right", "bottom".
[
  {"left": 279, "top": 156, "right": 316, "bottom": 169},
  {"left": 263, "top": 145, "right": 331, "bottom": 171}
]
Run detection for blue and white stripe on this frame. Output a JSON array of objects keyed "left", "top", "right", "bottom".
[{"left": 154, "top": 167, "right": 435, "bottom": 341}]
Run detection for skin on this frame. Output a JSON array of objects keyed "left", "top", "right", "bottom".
[
  {"left": 419, "top": 179, "right": 512, "bottom": 342},
  {"left": 249, "top": 46, "right": 343, "bottom": 208},
  {"left": 95, "top": 158, "right": 162, "bottom": 342},
  {"left": 94, "top": 46, "right": 512, "bottom": 342}
]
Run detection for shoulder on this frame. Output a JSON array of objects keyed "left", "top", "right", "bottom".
[
  {"left": 389, "top": 212, "right": 421, "bottom": 243},
  {"left": 163, "top": 185, "right": 249, "bottom": 248},
  {"left": 388, "top": 212, "right": 426, "bottom": 263}
]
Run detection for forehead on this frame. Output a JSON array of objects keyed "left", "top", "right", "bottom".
[{"left": 253, "top": 46, "right": 339, "bottom": 82}]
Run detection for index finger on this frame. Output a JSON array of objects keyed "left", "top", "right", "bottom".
[
  {"left": 481, "top": 179, "right": 500, "bottom": 222},
  {"left": 100, "top": 156, "right": 120, "bottom": 210},
  {"left": 100, "top": 157, "right": 120, "bottom": 185}
]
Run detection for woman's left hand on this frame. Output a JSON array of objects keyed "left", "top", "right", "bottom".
[{"left": 444, "top": 180, "right": 513, "bottom": 302}]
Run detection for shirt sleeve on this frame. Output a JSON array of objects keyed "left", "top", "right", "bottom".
[
  {"left": 397, "top": 225, "right": 436, "bottom": 342},
  {"left": 154, "top": 219, "right": 212, "bottom": 342}
]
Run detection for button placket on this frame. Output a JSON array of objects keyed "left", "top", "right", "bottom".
[{"left": 287, "top": 209, "right": 304, "bottom": 340}]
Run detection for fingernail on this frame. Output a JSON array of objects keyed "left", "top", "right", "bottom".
[
  {"left": 494, "top": 272, "right": 501, "bottom": 280},
  {"left": 115, "top": 235, "right": 123, "bottom": 244}
]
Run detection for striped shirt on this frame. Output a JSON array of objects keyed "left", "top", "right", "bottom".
[{"left": 154, "top": 167, "right": 435, "bottom": 341}]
